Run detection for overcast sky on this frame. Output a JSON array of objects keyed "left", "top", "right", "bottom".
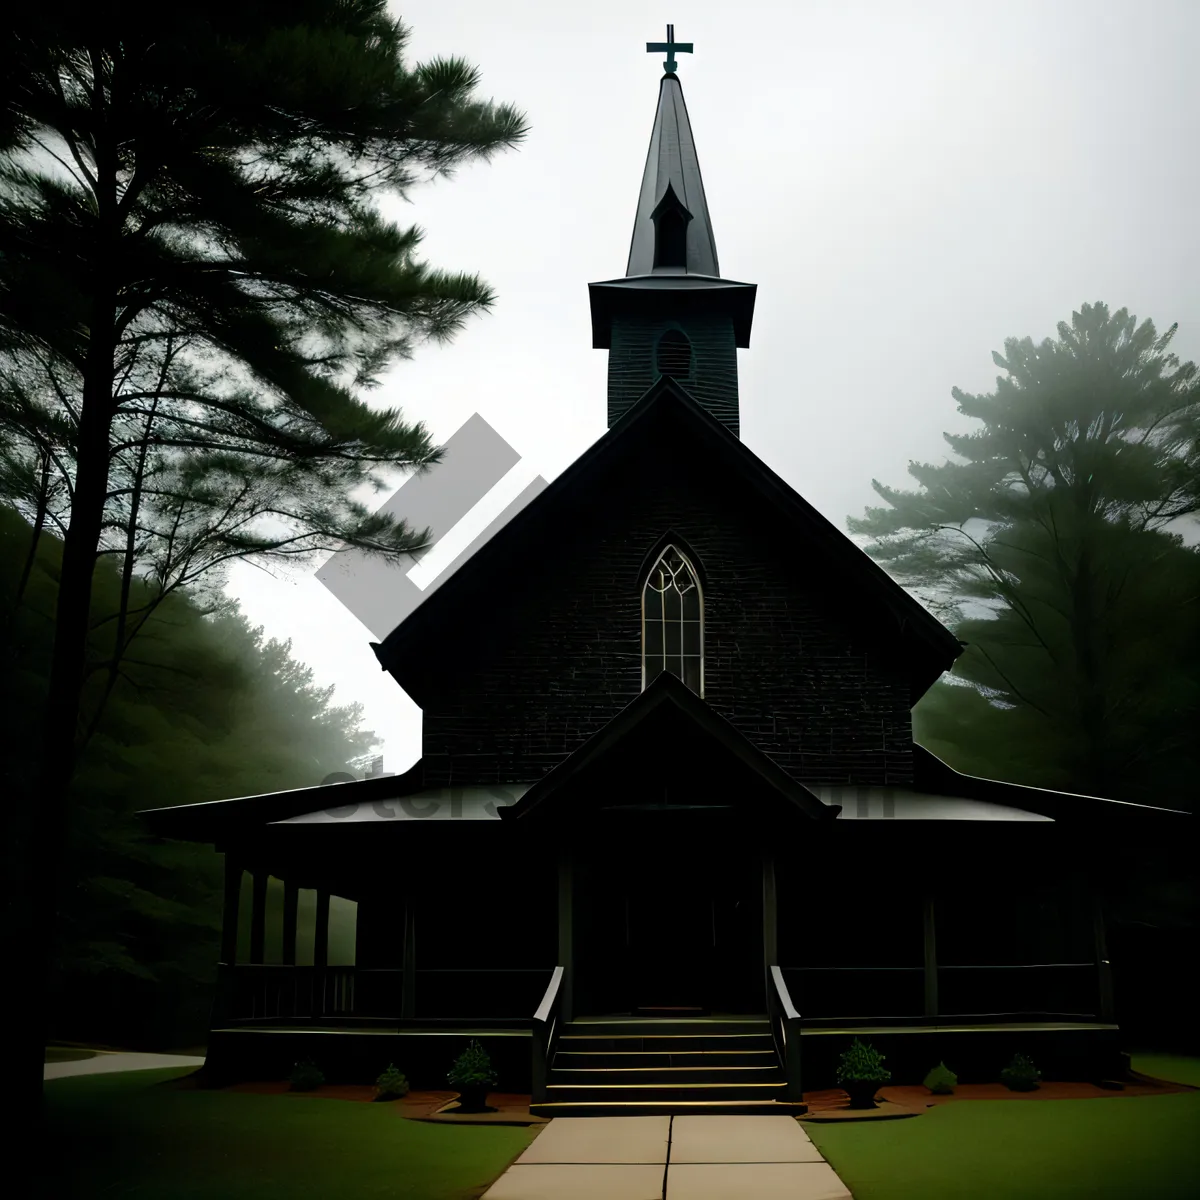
[{"left": 223, "top": 0, "right": 1200, "bottom": 785}]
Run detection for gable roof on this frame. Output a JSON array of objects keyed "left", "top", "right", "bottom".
[
  {"left": 372, "top": 375, "right": 963, "bottom": 704},
  {"left": 497, "top": 670, "right": 835, "bottom": 824}
]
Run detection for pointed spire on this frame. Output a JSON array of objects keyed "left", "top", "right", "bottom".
[
  {"left": 626, "top": 73, "right": 720, "bottom": 278},
  {"left": 588, "top": 36, "right": 756, "bottom": 435}
]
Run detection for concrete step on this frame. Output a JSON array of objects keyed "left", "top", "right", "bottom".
[
  {"left": 553, "top": 1049, "right": 778, "bottom": 1069},
  {"left": 529, "top": 1098, "right": 808, "bottom": 1118},
  {"left": 549, "top": 1064, "right": 784, "bottom": 1086},
  {"left": 557, "top": 1032, "right": 777, "bottom": 1053},
  {"left": 563, "top": 1017, "right": 770, "bottom": 1038},
  {"left": 545, "top": 1080, "right": 788, "bottom": 1103}
]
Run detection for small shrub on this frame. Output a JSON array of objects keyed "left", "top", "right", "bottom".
[
  {"left": 999, "top": 1053, "right": 1041, "bottom": 1091},
  {"left": 835, "top": 1039, "right": 891, "bottom": 1085},
  {"left": 374, "top": 1063, "right": 410, "bottom": 1101},
  {"left": 923, "top": 1061, "right": 958, "bottom": 1095},
  {"left": 288, "top": 1059, "right": 324, "bottom": 1092},
  {"left": 447, "top": 1039, "right": 498, "bottom": 1089}
]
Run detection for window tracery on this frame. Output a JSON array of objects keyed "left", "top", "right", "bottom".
[{"left": 642, "top": 546, "right": 703, "bottom": 694}]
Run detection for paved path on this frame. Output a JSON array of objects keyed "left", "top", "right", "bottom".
[
  {"left": 481, "top": 1115, "right": 852, "bottom": 1199},
  {"left": 44, "top": 1051, "right": 206, "bottom": 1081}
]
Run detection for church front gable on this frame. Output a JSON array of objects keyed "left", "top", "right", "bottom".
[{"left": 417, "top": 436, "right": 915, "bottom": 790}]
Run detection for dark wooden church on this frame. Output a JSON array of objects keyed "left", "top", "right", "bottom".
[{"left": 142, "top": 48, "right": 1185, "bottom": 1115}]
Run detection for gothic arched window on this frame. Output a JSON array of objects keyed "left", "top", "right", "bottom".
[
  {"left": 642, "top": 546, "right": 703, "bottom": 695},
  {"left": 656, "top": 329, "right": 692, "bottom": 378}
]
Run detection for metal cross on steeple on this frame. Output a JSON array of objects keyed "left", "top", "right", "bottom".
[{"left": 646, "top": 24, "right": 693, "bottom": 75}]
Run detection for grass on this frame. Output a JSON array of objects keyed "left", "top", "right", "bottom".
[
  {"left": 44, "top": 1047, "right": 97, "bottom": 1063},
  {"left": 43, "top": 1055, "right": 1200, "bottom": 1199},
  {"left": 805, "top": 1054, "right": 1200, "bottom": 1200},
  {"left": 43, "top": 1068, "right": 537, "bottom": 1200}
]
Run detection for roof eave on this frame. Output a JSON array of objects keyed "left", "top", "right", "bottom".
[
  {"left": 913, "top": 744, "right": 1192, "bottom": 823},
  {"left": 137, "top": 761, "right": 428, "bottom": 844},
  {"left": 588, "top": 277, "right": 757, "bottom": 348}
]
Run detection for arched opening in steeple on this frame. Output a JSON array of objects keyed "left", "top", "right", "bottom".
[
  {"left": 650, "top": 183, "right": 692, "bottom": 270},
  {"left": 642, "top": 545, "right": 703, "bottom": 696},
  {"left": 656, "top": 329, "right": 692, "bottom": 378}
]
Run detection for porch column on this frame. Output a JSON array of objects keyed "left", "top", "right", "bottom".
[
  {"left": 219, "top": 853, "right": 241, "bottom": 966},
  {"left": 213, "top": 851, "right": 242, "bottom": 1028},
  {"left": 401, "top": 894, "right": 417, "bottom": 1019},
  {"left": 923, "top": 892, "right": 939, "bottom": 1019},
  {"left": 249, "top": 870, "right": 267, "bottom": 964},
  {"left": 762, "top": 850, "right": 778, "bottom": 973},
  {"left": 558, "top": 853, "right": 574, "bottom": 1022},
  {"left": 314, "top": 889, "right": 330, "bottom": 1018},
  {"left": 1092, "top": 890, "right": 1116, "bottom": 1023},
  {"left": 314, "top": 890, "right": 330, "bottom": 968},
  {"left": 282, "top": 880, "right": 298, "bottom": 966}
]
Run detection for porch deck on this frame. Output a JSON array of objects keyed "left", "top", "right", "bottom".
[{"left": 202, "top": 1015, "right": 1125, "bottom": 1093}]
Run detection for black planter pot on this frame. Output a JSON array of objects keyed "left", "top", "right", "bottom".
[
  {"left": 453, "top": 1083, "right": 493, "bottom": 1113},
  {"left": 843, "top": 1080, "right": 886, "bottom": 1109}
]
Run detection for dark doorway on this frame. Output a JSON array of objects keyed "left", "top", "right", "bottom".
[
  {"left": 576, "top": 829, "right": 762, "bottom": 1014},
  {"left": 626, "top": 866, "right": 714, "bottom": 1008}
]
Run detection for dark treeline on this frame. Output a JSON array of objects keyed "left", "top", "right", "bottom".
[
  {"left": 0, "top": 504, "right": 378, "bottom": 1048},
  {"left": 851, "top": 303, "right": 1200, "bottom": 1048},
  {"left": 1, "top": 1, "right": 527, "bottom": 1121},
  {"left": 852, "top": 303, "right": 1200, "bottom": 811}
]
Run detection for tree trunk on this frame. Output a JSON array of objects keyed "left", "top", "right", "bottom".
[
  {"left": 1070, "top": 546, "right": 1111, "bottom": 795},
  {"left": 13, "top": 448, "right": 51, "bottom": 611},
  {"left": 9, "top": 170, "right": 120, "bottom": 1132},
  {"left": 82, "top": 387, "right": 160, "bottom": 749}
]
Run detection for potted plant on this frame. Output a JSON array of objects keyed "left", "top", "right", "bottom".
[
  {"left": 835, "top": 1038, "right": 891, "bottom": 1109},
  {"left": 374, "top": 1063, "right": 410, "bottom": 1101},
  {"left": 1000, "top": 1053, "right": 1041, "bottom": 1092},
  {"left": 447, "top": 1039, "right": 498, "bottom": 1112},
  {"left": 288, "top": 1059, "right": 324, "bottom": 1092},
  {"left": 923, "top": 1061, "right": 957, "bottom": 1095}
]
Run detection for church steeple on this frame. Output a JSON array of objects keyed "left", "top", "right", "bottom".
[
  {"left": 588, "top": 29, "right": 756, "bottom": 437},
  {"left": 626, "top": 74, "right": 719, "bottom": 278}
]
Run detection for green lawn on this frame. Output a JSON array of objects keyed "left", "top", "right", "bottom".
[
  {"left": 43, "top": 1068, "right": 537, "bottom": 1200},
  {"left": 44, "top": 1047, "right": 97, "bottom": 1063},
  {"left": 44, "top": 1056, "right": 1200, "bottom": 1199},
  {"left": 805, "top": 1055, "right": 1200, "bottom": 1200}
]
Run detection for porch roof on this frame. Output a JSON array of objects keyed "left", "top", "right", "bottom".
[{"left": 497, "top": 671, "right": 835, "bottom": 824}]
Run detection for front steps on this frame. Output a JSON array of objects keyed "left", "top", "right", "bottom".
[{"left": 530, "top": 1015, "right": 807, "bottom": 1117}]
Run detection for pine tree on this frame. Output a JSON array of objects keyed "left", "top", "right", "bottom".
[
  {"left": 0, "top": 1, "right": 526, "bottom": 1126},
  {"left": 850, "top": 303, "right": 1200, "bottom": 801}
]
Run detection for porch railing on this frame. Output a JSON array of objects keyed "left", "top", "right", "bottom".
[
  {"left": 216, "top": 964, "right": 554, "bottom": 1024},
  {"left": 767, "top": 965, "right": 803, "bottom": 1103},
  {"left": 531, "top": 965, "right": 565, "bottom": 1106},
  {"left": 778, "top": 962, "right": 1104, "bottom": 1024},
  {"left": 216, "top": 964, "right": 366, "bottom": 1022}
]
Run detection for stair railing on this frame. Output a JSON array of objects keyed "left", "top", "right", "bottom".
[
  {"left": 768, "top": 965, "right": 803, "bottom": 1103},
  {"left": 531, "top": 965, "right": 565, "bottom": 1105}
]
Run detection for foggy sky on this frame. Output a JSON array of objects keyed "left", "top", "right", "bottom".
[{"left": 224, "top": 0, "right": 1200, "bottom": 783}]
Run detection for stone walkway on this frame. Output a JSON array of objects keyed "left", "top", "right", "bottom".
[
  {"left": 44, "top": 1050, "right": 206, "bottom": 1081},
  {"left": 481, "top": 1115, "right": 852, "bottom": 1199}
]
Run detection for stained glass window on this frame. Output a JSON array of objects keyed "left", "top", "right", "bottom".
[{"left": 643, "top": 546, "right": 702, "bottom": 694}]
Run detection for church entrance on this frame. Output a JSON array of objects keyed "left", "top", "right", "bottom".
[{"left": 575, "top": 825, "right": 763, "bottom": 1015}]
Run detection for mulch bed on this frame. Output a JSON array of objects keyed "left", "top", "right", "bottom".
[
  {"left": 205, "top": 1081, "right": 544, "bottom": 1122},
  {"left": 801, "top": 1070, "right": 1195, "bottom": 1118}
]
